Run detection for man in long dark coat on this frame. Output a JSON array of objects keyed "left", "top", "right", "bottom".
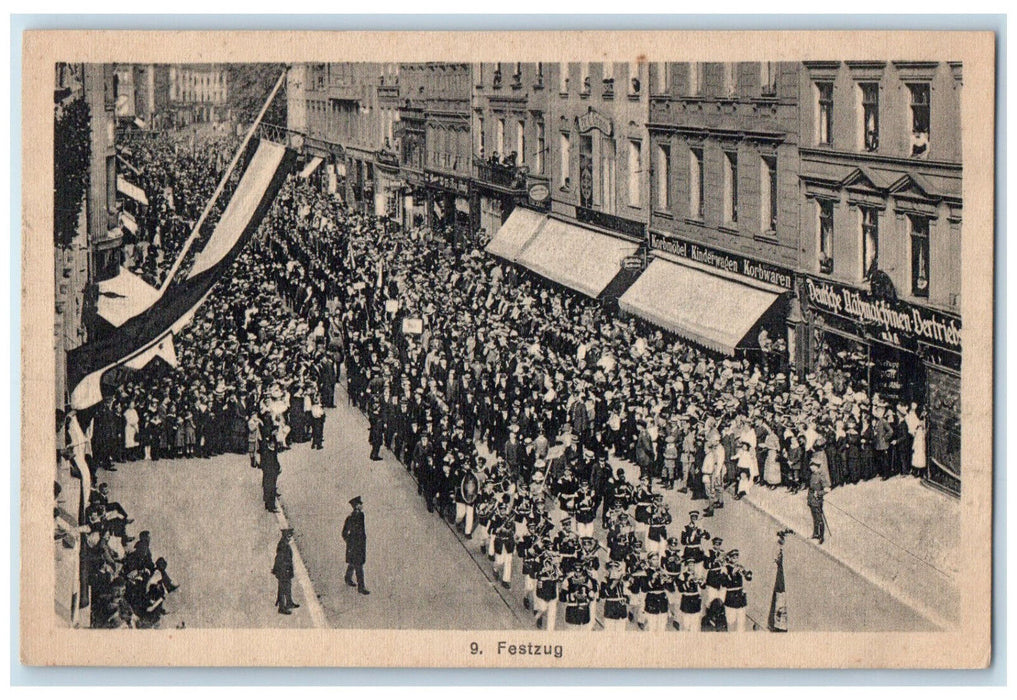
[
  {"left": 272, "top": 528, "right": 299, "bottom": 614},
  {"left": 342, "top": 496, "right": 370, "bottom": 594},
  {"left": 260, "top": 421, "right": 281, "bottom": 513}
]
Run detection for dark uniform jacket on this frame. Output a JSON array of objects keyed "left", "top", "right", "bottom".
[
  {"left": 272, "top": 538, "right": 294, "bottom": 581},
  {"left": 342, "top": 510, "right": 367, "bottom": 565}
]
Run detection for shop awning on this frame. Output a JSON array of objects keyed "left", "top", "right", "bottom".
[
  {"left": 619, "top": 258, "right": 781, "bottom": 355},
  {"left": 116, "top": 175, "right": 149, "bottom": 206},
  {"left": 515, "top": 217, "right": 639, "bottom": 298},
  {"left": 299, "top": 156, "right": 323, "bottom": 179},
  {"left": 485, "top": 207, "right": 547, "bottom": 261}
]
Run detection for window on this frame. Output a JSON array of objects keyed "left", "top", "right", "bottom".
[
  {"left": 535, "top": 62, "right": 544, "bottom": 86},
  {"left": 655, "top": 62, "right": 668, "bottom": 93},
  {"left": 496, "top": 118, "right": 505, "bottom": 157},
  {"left": 477, "top": 116, "right": 485, "bottom": 155},
  {"left": 628, "top": 140, "right": 642, "bottom": 206},
  {"left": 559, "top": 64, "right": 569, "bottom": 93},
  {"left": 724, "top": 151, "right": 738, "bottom": 224},
  {"left": 861, "top": 207, "right": 879, "bottom": 279},
  {"left": 655, "top": 144, "right": 671, "bottom": 211},
  {"left": 629, "top": 62, "right": 641, "bottom": 94},
  {"left": 536, "top": 120, "right": 545, "bottom": 174},
  {"left": 603, "top": 62, "right": 615, "bottom": 95},
  {"left": 722, "top": 63, "right": 736, "bottom": 96},
  {"left": 817, "top": 82, "right": 834, "bottom": 145},
  {"left": 760, "top": 156, "right": 777, "bottom": 232},
  {"left": 689, "top": 148, "right": 704, "bottom": 219},
  {"left": 761, "top": 62, "right": 777, "bottom": 96},
  {"left": 688, "top": 63, "right": 703, "bottom": 96},
  {"left": 910, "top": 215, "right": 930, "bottom": 297},
  {"left": 860, "top": 82, "right": 879, "bottom": 151},
  {"left": 601, "top": 138, "right": 616, "bottom": 213},
  {"left": 581, "top": 63, "right": 591, "bottom": 93},
  {"left": 818, "top": 200, "right": 834, "bottom": 273},
  {"left": 560, "top": 132, "right": 571, "bottom": 187},
  {"left": 516, "top": 120, "right": 526, "bottom": 164},
  {"left": 908, "top": 83, "right": 931, "bottom": 157}
]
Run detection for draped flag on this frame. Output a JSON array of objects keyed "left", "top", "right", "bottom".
[
  {"left": 768, "top": 546, "right": 789, "bottom": 632},
  {"left": 67, "top": 138, "right": 295, "bottom": 410}
]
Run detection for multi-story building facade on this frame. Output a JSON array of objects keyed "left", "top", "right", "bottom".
[
  {"left": 54, "top": 63, "right": 120, "bottom": 410},
  {"left": 492, "top": 61, "right": 651, "bottom": 305},
  {"left": 165, "top": 63, "right": 229, "bottom": 127},
  {"left": 471, "top": 62, "right": 551, "bottom": 241},
  {"left": 797, "top": 60, "right": 962, "bottom": 493},
  {"left": 422, "top": 62, "right": 474, "bottom": 243},
  {"left": 639, "top": 61, "right": 800, "bottom": 360}
]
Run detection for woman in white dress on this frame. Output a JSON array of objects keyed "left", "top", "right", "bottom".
[
  {"left": 123, "top": 401, "right": 140, "bottom": 461},
  {"left": 910, "top": 410, "right": 927, "bottom": 478}
]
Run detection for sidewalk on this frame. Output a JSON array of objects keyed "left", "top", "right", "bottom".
[
  {"left": 101, "top": 453, "right": 316, "bottom": 629},
  {"left": 740, "top": 475, "right": 960, "bottom": 628}
]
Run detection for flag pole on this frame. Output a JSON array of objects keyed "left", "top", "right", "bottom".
[{"left": 159, "top": 67, "right": 289, "bottom": 292}]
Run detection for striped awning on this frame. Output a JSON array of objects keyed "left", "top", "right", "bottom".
[{"left": 116, "top": 176, "right": 149, "bottom": 206}]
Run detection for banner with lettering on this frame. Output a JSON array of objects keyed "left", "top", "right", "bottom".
[{"left": 802, "top": 275, "right": 961, "bottom": 355}]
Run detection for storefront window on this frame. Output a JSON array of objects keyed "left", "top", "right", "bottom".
[
  {"left": 926, "top": 367, "right": 961, "bottom": 494},
  {"left": 910, "top": 215, "right": 930, "bottom": 297}
]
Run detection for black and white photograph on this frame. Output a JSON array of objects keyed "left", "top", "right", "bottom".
[{"left": 21, "top": 30, "right": 995, "bottom": 668}]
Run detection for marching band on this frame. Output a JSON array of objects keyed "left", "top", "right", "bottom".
[{"left": 445, "top": 438, "right": 754, "bottom": 632}]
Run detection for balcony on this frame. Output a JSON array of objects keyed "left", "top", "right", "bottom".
[
  {"left": 473, "top": 156, "right": 528, "bottom": 192},
  {"left": 328, "top": 83, "right": 361, "bottom": 102}
]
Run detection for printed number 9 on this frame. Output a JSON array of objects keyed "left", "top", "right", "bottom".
[{"left": 470, "top": 642, "right": 481, "bottom": 655}]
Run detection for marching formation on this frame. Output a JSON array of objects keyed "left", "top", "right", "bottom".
[{"left": 73, "top": 131, "right": 933, "bottom": 631}]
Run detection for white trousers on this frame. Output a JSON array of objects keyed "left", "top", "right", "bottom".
[
  {"left": 724, "top": 605, "right": 748, "bottom": 632},
  {"left": 680, "top": 611, "right": 703, "bottom": 632},
  {"left": 644, "top": 611, "right": 668, "bottom": 633},
  {"left": 575, "top": 520, "right": 595, "bottom": 538},
  {"left": 601, "top": 616, "right": 628, "bottom": 632},
  {"left": 495, "top": 551, "right": 513, "bottom": 583},
  {"left": 535, "top": 598, "right": 558, "bottom": 631},
  {"left": 455, "top": 503, "right": 475, "bottom": 535}
]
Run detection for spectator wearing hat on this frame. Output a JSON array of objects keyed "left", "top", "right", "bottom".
[{"left": 342, "top": 496, "right": 369, "bottom": 594}]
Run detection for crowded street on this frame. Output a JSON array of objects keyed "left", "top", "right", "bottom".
[{"left": 55, "top": 60, "right": 964, "bottom": 636}]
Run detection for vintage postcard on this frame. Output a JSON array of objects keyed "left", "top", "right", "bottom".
[{"left": 20, "top": 29, "right": 994, "bottom": 668}]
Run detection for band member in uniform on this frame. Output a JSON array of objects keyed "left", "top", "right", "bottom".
[
  {"left": 661, "top": 537, "right": 684, "bottom": 629},
  {"left": 534, "top": 546, "right": 562, "bottom": 631},
  {"left": 491, "top": 495, "right": 515, "bottom": 589},
  {"left": 512, "top": 484, "right": 533, "bottom": 540},
  {"left": 640, "top": 552, "right": 674, "bottom": 632},
  {"left": 455, "top": 463, "right": 480, "bottom": 538},
  {"left": 474, "top": 484, "right": 496, "bottom": 558},
  {"left": 517, "top": 516, "right": 544, "bottom": 611},
  {"left": 606, "top": 510, "right": 635, "bottom": 567},
  {"left": 553, "top": 517, "right": 581, "bottom": 575},
  {"left": 632, "top": 475, "right": 654, "bottom": 542},
  {"left": 574, "top": 484, "right": 598, "bottom": 538},
  {"left": 721, "top": 549, "right": 753, "bottom": 632},
  {"left": 606, "top": 468, "right": 635, "bottom": 529},
  {"left": 703, "top": 537, "right": 726, "bottom": 606},
  {"left": 680, "top": 511, "right": 710, "bottom": 577},
  {"left": 598, "top": 560, "right": 630, "bottom": 631},
  {"left": 675, "top": 560, "right": 706, "bottom": 632},
  {"left": 561, "top": 565, "right": 598, "bottom": 631},
  {"left": 645, "top": 494, "right": 672, "bottom": 555},
  {"left": 625, "top": 539, "right": 649, "bottom": 627}
]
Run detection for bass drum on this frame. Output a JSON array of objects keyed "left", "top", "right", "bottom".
[{"left": 459, "top": 470, "right": 481, "bottom": 505}]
